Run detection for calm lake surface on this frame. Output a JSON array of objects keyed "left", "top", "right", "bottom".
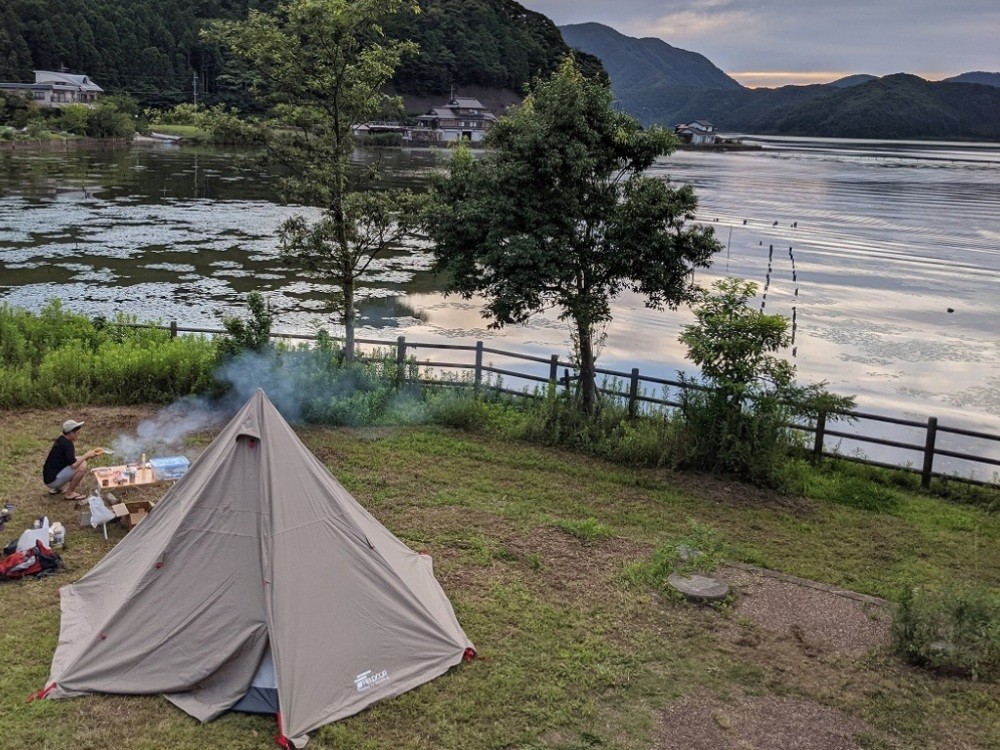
[{"left": 1, "top": 138, "right": 998, "bottom": 477}]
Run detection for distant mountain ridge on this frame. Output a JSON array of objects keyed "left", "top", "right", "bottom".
[
  {"left": 559, "top": 22, "right": 741, "bottom": 94},
  {"left": 560, "top": 22, "right": 1000, "bottom": 140},
  {"left": 943, "top": 71, "right": 1000, "bottom": 87}
]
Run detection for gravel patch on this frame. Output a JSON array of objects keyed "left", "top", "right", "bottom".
[
  {"left": 654, "top": 694, "right": 868, "bottom": 750},
  {"left": 722, "top": 565, "right": 892, "bottom": 658}
]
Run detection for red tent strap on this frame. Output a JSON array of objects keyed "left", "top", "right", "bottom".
[
  {"left": 25, "top": 681, "right": 57, "bottom": 703},
  {"left": 274, "top": 712, "right": 291, "bottom": 749},
  {"left": 463, "top": 647, "right": 477, "bottom": 662}
]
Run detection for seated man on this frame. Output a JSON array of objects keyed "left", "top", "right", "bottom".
[{"left": 43, "top": 419, "right": 101, "bottom": 501}]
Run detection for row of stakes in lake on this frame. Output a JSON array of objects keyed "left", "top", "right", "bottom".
[
  {"left": 712, "top": 217, "right": 802, "bottom": 358},
  {"left": 759, "top": 243, "right": 799, "bottom": 356}
]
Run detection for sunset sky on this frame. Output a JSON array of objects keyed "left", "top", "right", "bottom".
[{"left": 519, "top": 0, "right": 1000, "bottom": 88}]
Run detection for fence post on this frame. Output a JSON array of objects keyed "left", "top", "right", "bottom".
[
  {"left": 474, "top": 341, "right": 484, "bottom": 388},
  {"left": 812, "top": 410, "right": 826, "bottom": 462},
  {"left": 921, "top": 416, "right": 938, "bottom": 489},
  {"left": 395, "top": 336, "right": 406, "bottom": 388},
  {"left": 169, "top": 320, "right": 177, "bottom": 338},
  {"left": 628, "top": 368, "right": 640, "bottom": 418},
  {"left": 549, "top": 355, "right": 559, "bottom": 385}
]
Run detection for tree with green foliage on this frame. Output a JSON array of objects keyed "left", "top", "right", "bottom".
[
  {"left": 218, "top": 289, "right": 273, "bottom": 361},
  {"left": 84, "top": 99, "right": 137, "bottom": 138},
  {"left": 425, "top": 57, "right": 720, "bottom": 414},
  {"left": 205, "top": 0, "right": 422, "bottom": 359},
  {"left": 0, "top": 90, "right": 38, "bottom": 128},
  {"left": 57, "top": 104, "right": 90, "bottom": 135},
  {"left": 677, "top": 277, "right": 855, "bottom": 486}
]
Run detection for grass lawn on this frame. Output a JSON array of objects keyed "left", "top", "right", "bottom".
[
  {"left": 1, "top": 406, "right": 998, "bottom": 749},
  {"left": 145, "top": 124, "right": 205, "bottom": 139}
]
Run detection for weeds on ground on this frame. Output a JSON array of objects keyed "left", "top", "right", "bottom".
[
  {"left": 551, "top": 516, "right": 615, "bottom": 543},
  {"left": 622, "top": 519, "right": 732, "bottom": 592},
  {"left": 892, "top": 584, "right": 1000, "bottom": 682}
]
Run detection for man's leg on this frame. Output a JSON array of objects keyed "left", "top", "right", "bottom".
[
  {"left": 46, "top": 465, "right": 76, "bottom": 493},
  {"left": 63, "top": 461, "right": 89, "bottom": 496}
]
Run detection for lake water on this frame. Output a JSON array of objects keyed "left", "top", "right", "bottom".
[{"left": 1, "top": 139, "right": 998, "bottom": 478}]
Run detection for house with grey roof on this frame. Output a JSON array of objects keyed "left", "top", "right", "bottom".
[
  {"left": 0, "top": 70, "right": 104, "bottom": 107},
  {"left": 404, "top": 94, "right": 498, "bottom": 144},
  {"left": 674, "top": 120, "right": 717, "bottom": 145}
]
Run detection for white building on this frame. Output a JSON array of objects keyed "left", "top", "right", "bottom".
[
  {"left": 674, "top": 120, "right": 717, "bottom": 145},
  {"left": 0, "top": 70, "right": 104, "bottom": 107}
]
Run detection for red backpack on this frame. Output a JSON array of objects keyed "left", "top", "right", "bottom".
[{"left": 0, "top": 540, "right": 62, "bottom": 580}]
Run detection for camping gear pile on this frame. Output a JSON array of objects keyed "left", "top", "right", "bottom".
[
  {"left": 32, "top": 389, "right": 475, "bottom": 748},
  {"left": 0, "top": 539, "right": 63, "bottom": 580},
  {"left": 1, "top": 512, "right": 64, "bottom": 582}
]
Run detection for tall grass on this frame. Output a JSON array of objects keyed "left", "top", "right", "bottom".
[{"left": 0, "top": 302, "right": 216, "bottom": 407}]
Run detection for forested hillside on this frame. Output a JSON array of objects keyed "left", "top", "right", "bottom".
[
  {"left": 769, "top": 74, "right": 1000, "bottom": 139},
  {"left": 943, "top": 71, "right": 1000, "bottom": 88},
  {"left": 386, "top": 0, "right": 603, "bottom": 95},
  {"left": 559, "top": 22, "right": 741, "bottom": 97},
  {"left": 0, "top": 0, "right": 258, "bottom": 108},
  {"left": 0, "top": 0, "right": 596, "bottom": 109}
]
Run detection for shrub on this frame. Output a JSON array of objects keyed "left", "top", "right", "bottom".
[
  {"left": 86, "top": 101, "right": 136, "bottom": 138},
  {"left": 893, "top": 585, "right": 1000, "bottom": 681},
  {"left": 426, "top": 388, "right": 495, "bottom": 430},
  {"left": 217, "top": 291, "right": 274, "bottom": 361},
  {"left": 59, "top": 104, "right": 90, "bottom": 136},
  {"left": 677, "top": 278, "right": 855, "bottom": 488}
]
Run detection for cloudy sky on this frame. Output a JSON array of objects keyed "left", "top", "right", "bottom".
[{"left": 519, "top": 1, "right": 1000, "bottom": 87}]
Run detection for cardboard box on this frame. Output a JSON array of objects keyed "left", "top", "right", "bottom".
[{"left": 111, "top": 500, "right": 155, "bottom": 531}]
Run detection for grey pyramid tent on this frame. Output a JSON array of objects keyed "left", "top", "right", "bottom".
[{"left": 35, "top": 389, "right": 475, "bottom": 747}]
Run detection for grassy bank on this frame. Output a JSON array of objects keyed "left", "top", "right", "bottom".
[{"left": 1, "top": 406, "right": 997, "bottom": 749}]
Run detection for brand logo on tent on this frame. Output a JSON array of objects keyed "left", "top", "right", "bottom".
[{"left": 354, "top": 668, "right": 390, "bottom": 692}]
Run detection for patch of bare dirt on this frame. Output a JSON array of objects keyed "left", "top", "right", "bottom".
[
  {"left": 501, "top": 525, "right": 650, "bottom": 604},
  {"left": 722, "top": 566, "right": 892, "bottom": 658},
  {"left": 651, "top": 566, "right": 898, "bottom": 749},
  {"left": 660, "top": 470, "right": 817, "bottom": 516},
  {"left": 654, "top": 693, "right": 869, "bottom": 750}
]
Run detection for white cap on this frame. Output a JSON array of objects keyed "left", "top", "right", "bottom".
[{"left": 62, "top": 419, "right": 85, "bottom": 434}]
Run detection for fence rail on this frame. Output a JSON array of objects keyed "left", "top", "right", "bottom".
[{"left": 128, "top": 321, "right": 1000, "bottom": 488}]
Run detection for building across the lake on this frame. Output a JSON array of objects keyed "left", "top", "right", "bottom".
[
  {"left": 0, "top": 70, "right": 104, "bottom": 107},
  {"left": 674, "top": 120, "right": 717, "bottom": 145},
  {"left": 403, "top": 94, "right": 498, "bottom": 145}
]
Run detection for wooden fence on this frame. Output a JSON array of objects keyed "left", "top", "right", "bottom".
[{"left": 146, "top": 321, "right": 1000, "bottom": 488}]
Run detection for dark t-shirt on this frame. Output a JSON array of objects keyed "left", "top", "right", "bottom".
[{"left": 43, "top": 435, "right": 76, "bottom": 484}]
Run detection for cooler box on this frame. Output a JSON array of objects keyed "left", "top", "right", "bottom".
[{"left": 149, "top": 456, "right": 190, "bottom": 481}]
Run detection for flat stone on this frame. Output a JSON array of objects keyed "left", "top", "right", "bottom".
[{"left": 668, "top": 572, "right": 730, "bottom": 602}]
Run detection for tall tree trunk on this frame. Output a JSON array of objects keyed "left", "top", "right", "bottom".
[
  {"left": 577, "top": 319, "right": 597, "bottom": 414},
  {"left": 343, "top": 276, "right": 355, "bottom": 361}
]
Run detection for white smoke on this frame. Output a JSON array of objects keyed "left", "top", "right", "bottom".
[
  {"left": 110, "top": 395, "right": 227, "bottom": 463},
  {"left": 214, "top": 349, "right": 312, "bottom": 423},
  {"left": 107, "top": 341, "right": 433, "bottom": 462}
]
